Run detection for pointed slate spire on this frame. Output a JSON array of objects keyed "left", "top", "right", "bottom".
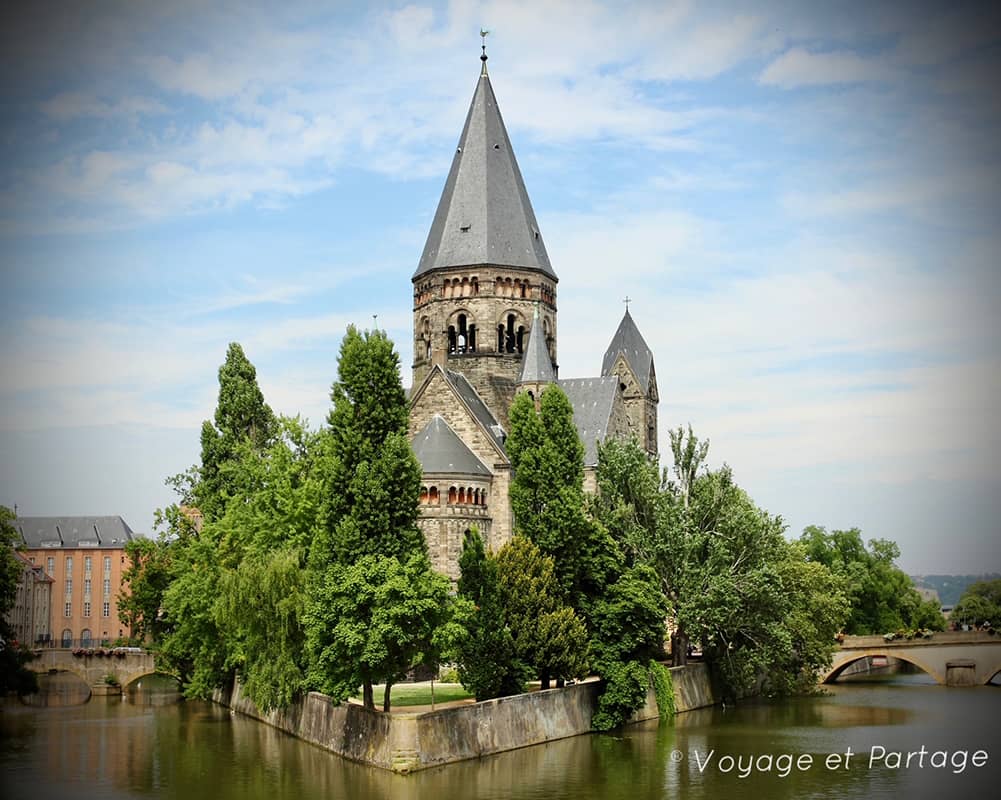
[
  {"left": 414, "top": 57, "right": 555, "bottom": 280},
  {"left": 601, "top": 309, "right": 655, "bottom": 392},
  {"left": 518, "top": 306, "right": 556, "bottom": 384}
]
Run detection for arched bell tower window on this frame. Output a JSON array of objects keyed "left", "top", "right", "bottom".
[
  {"left": 502, "top": 314, "right": 525, "bottom": 354},
  {"left": 449, "top": 313, "right": 477, "bottom": 354}
]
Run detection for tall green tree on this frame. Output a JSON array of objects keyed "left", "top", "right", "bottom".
[
  {"left": 507, "top": 388, "right": 616, "bottom": 620},
  {"left": 196, "top": 342, "right": 278, "bottom": 522},
  {"left": 454, "top": 529, "right": 526, "bottom": 700},
  {"left": 310, "top": 326, "right": 424, "bottom": 568},
  {"left": 595, "top": 434, "right": 849, "bottom": 703},
  {"left": 304, "top": 326, "right": 438, "bottom": 709}
]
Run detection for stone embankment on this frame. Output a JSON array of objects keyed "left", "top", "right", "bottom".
[{"left": 213, "top": 663, "right": 717, "bottom": 774}]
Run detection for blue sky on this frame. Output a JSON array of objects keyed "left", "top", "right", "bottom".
[{"left": 2, "top": 0, "right": 999, "bottom": 574}]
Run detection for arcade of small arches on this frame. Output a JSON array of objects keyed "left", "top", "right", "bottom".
[
  {"left": 419, "top": 484, "right": 489, "bottom": 508},
  {"left": 412, "top": 273, "right": 557, "bottom": 308}
]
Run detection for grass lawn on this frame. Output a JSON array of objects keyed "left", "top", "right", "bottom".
[{"left": 355, "top": 682, "right": 473, "bottom": 707}]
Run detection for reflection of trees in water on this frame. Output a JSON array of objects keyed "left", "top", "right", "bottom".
[{"left": 4, "top": 686, "right": 1000, "bottom": 800}]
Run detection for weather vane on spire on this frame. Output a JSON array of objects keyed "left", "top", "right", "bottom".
[{"left": 480, "top": 28, "right": 490, "bottom": 71}]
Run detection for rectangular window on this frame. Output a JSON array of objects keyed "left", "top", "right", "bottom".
[
  {"left": 103, "top": 579, "right": 111, "bottom": 597},
  {"left": 103, "top": 602, "right": 110, "bottom": 618},
  {"left": 84, "top": 602, "right": 91, "bottom": 617},
  {"left": 64, "top": 602, "right": 71, "bottom": 617},
  {"left": 84, "top": 579, "right": 91, "bottom": 595},
  {"left": 104, "top": 556, "right": 111, "bottom": 573},
  {"left": 84, "top": 556, "right": 92, "bottom": 574},
  {"left": 66, "top": 557, "right": 73, "bottom": 573},
  {"left": 47, "top": 557, "right": 55, "bottom": 575},
  {"left": 65, "top": 579, "right": 72, "bottom": 596}
]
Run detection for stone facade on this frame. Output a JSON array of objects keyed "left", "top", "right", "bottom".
[
  {"left": 409, "top": 61, "right": 658, "bottom": 580},
  {"left": 413, "top": 264, "right": 557, "bottom": 432}
]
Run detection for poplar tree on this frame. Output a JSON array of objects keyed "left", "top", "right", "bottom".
[
  {"left": 507, "top": 388, "right": 616, "bottom": 619},
  {"left": 310, "top": 326, "right": 424, "bottom": 566},
  {"left": 196, "top": 342, "right": 278, "bottom": 522},
  {"left": 305, "top": 326, "right": 443, "bottom": 711}
]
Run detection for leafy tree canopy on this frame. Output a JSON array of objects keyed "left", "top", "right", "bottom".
[
  {"left": 304, "top": 552, "right": 451, "bottom": 711},
  {"left": 952, "top": 579, "right": 1001, "bottom": 628},
  {"left": 799, "top": 525, "right": 945, "bottom": 634}
]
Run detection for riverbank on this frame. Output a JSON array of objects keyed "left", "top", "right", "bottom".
[{"left": 213, "top": 663, "right": 718, "bottom": 773}]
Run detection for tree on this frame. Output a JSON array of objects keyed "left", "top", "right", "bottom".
[
  {"left": 595, "top": 434, "right": 850, "bottom": 704},
  {"left": 507, "top": 388, "right": 616, "bottom": 620},
  {"left": 195, "top": 342, "right": 278, "bottom": 522},
  {"left": 495, "top": 535, "right": 589, "bottom": 689},
  {"left": 118, "top": 535, "right": 173, "bottom": 643},
  {"left": 799, "top": 526, "right": 944, "bottom": 634},
  {"left": 310, "top": 326, "right": 424, "bottom": 568},
  {"left": 454, "top": 529, "right": 526, "bottom": 700},
  {"left": 952, "top": 579, "right": 1001, "bottom": 628},
  {"left": 304, "top": 552, "right": 451, "bottom": 711},
  {"left": 1, "top": 506, "right": 39, "bottom": 696},
  {"left": 587, "top": 564, "right": 668, "bottom": 730},
  {"left": 305, "top": 326, "right": 437, "bottom": 709},
  {"left": 217, "top": 547, "right": 307, "bottom": 712}
]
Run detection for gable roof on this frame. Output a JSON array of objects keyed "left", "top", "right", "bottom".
[
  {"left": 412, "top": 415, "right": 492, "bottom": 477},
  {"left": 15, "top": 516, "right": 135, "bottom": 549},
  {"left": 601, "top": 309, "right": 655, "bottom": 393},
  {"left": 558, "top": 377, "right": 620, "bottom": 466},
  {"left": 444, "top": 368, "right": 507, "bottom": 452},
  {"left": 518, "top": 308, "right": 556, "bottom": 384},
  {"left": 414, "top": 61, "right": 555, "bottom": 281}
]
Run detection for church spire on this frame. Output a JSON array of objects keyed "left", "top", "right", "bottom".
[
  {"left": 413, "top": 51, "right": 555, "bottom": 280},
  {"left": 518, "top": 306, "right": 556, "bottom": 384}
]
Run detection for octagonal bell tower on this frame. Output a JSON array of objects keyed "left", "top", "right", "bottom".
[{"left": 412, "top": 51, "right": 558, "bottom": 429}]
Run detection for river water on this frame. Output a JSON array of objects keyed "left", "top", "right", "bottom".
[{"left": 1, "top": 673, "right": 998, "bottom": 800}]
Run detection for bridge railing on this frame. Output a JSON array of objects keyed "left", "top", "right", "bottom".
[{"left": 840, "top": 630, "right": 998, "bottom": 648}]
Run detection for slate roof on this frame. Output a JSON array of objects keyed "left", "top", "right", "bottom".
[
  {"left": 14, "top": 516, "right": 135, "bottom": 549},
  {"left": 558, "top": 377, "right": 620, "bottom": 466},
  {"left": 412, "top": 415, "right": 492, "bottom": 477},
  {"left": 414, "top": 62, "right": 555, "bottom": 280},
  {"left": 601, "top": 309, "right": 655, "bottom": 393},
  {"left": 518, "top": 308, "right": 556, "bottom": 384},
  {"left": 444, "top": 369, "right": 507, "bottom": 451}
]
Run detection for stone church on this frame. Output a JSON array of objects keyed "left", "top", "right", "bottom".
[{"left": 408, "top": 52, "right": 659, "bottom": 579}]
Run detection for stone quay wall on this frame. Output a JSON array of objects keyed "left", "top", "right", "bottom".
[{"left": 213, "top": 663, "right": 717, "bottom": 774}]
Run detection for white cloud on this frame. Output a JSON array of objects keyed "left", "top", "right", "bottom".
[{"left": 759, "top": 47, "right": 900, "bottom": 88}]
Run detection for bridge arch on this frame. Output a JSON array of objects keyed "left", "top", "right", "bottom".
[
  {"left": 823, "top": 651, "right": 945, "bottom": 685},
  {"left": 986, "top": 660, "right": 1001, "bottom": 686},
  {"left": 122, "top": 671, "right": 178, "bottom": 689}
]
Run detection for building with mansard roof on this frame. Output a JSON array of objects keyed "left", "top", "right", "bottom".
[
  {"left": 12, "top": 515, "right": 134, "bottom": 647},
  {"left": 409, "top": 52, "right": 658, "bottom": 579}
]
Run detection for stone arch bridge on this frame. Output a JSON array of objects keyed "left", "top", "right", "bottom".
[
  {"left": 29, "top": 648, "right": 165, "bottom": 689},
  {"left": 824, "top": 631, "right": 1001, "bottom": 686}
]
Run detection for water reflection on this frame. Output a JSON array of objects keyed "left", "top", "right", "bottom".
[
  {"left": 20, "top": 672, "right": 91, "bottom": 707},
  {"left": 2, "top": 676, "right": 998, "bottom": 800},
  {"left": 124, "top": 674, "right": 182, "bottom": 707}
]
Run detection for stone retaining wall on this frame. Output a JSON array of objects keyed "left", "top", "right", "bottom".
[{"left": 213, "top": 663, "right": 716, "bottom": 774}]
